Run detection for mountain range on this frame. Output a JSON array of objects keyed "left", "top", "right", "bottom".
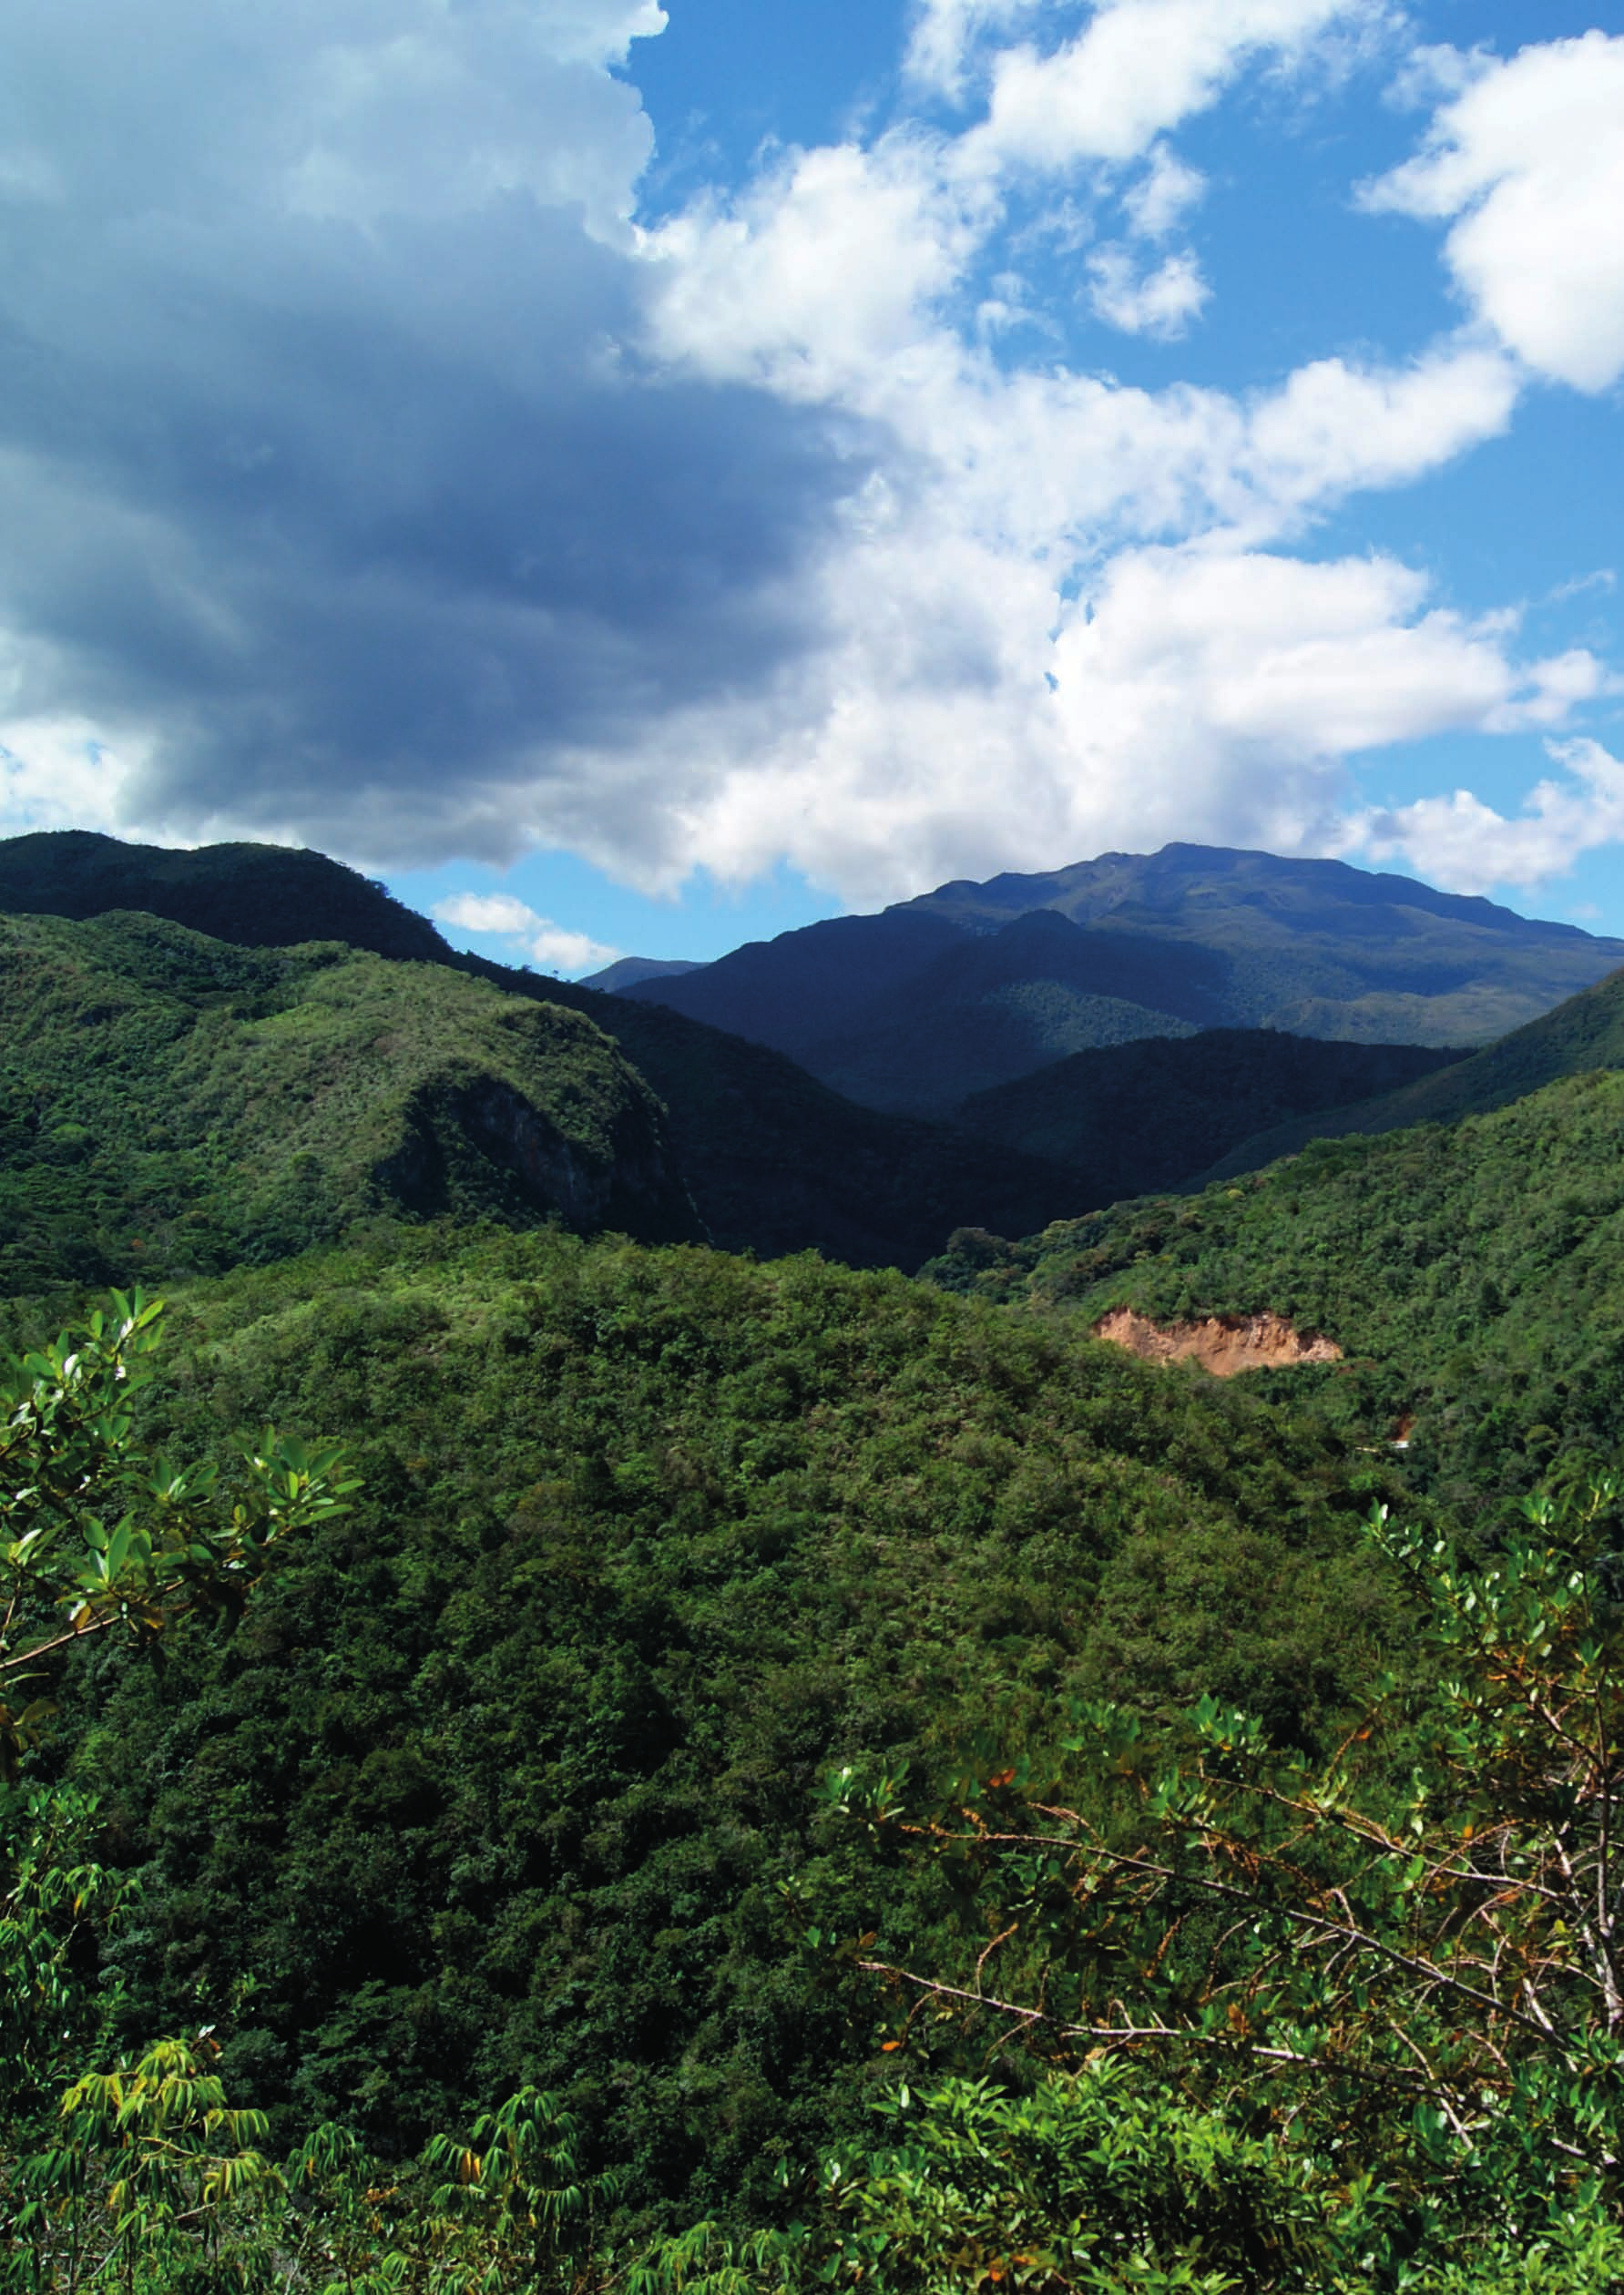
[
  {"left": 607, "top": 842, "right": 1624, "bottom": 1117},
  {"left": 6, "top": 828, "right": 1624, "bottom": 1281}
]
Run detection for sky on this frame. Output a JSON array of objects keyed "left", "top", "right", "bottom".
[{"left": 1, "top": 2, "right": 1621, "bottom": 974}]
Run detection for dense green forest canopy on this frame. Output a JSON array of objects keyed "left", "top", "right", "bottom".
[
  {"left": 37, "top": 1226, "right": 1407, "bottom": 2222},
  {"left": 927, "top": 1062, "right": 1624, "bottom": 1525},
  {"left": 0, "top": 909, "right": 699, "bottom": 1296},
  {"left": 9, "top": 843, "right": 1624, "bottom": 2287}
]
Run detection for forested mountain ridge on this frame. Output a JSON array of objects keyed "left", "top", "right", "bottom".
[
  {"left": 0, "top": 910, "right": 700, "bottom": 1294},
  {"left": 0, "top": 831, "right": 1101, "bottom": 1273},
  {"left": 1196, "top": 956, "right": 1624, "bottom": 1178},
  {"left": 0, "top": 828, "right": 448, "bottom": 961},
  {"left": 619, "top": 842, "right": 1624, "bottom": 1114},
  {"left": 950, "top": 1025, "right": 1464, "bottom": 1196}
]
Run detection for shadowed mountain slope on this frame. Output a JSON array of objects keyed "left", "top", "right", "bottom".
[
  {"left": 621, "top": 843, "right": 1624, "bottom": 1113},
  {"left": 453, "top": 950, "right": 1099, "bottom": 1269},
  {"left": 0, "top": 829, "right": 448, "bottom": 961},
  {"left": 954, "top": 1029, "right": 1465, "bottom": 1204},
  {"left": 0, "top": 831, "right": 1097, "bottom": 1272},
  {"left": 1200, "top": 963, "right": 1624, "bottom": 1181}
]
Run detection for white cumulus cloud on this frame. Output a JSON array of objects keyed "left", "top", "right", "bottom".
[
  {"left": 962, "top": 0, "right": 1377, "bottom": 175},
  {"left": 1354, "top": 739, "right": 1624, "bottom": 893},
  {"left": 1086, "top": 244, "right": 1210, "bottom": 336},
  {"left": 1364, "top": 31, "right": 1624, "bottom": 392},
  {"left": 434, "top": 892, "right": 620, "bottom": 975},
  {"left": 0, "top": 1, "right": 1614, "bottom": 920},
  {"left": 1122, "top": 140, "right": 1207, "bottom": 237}
]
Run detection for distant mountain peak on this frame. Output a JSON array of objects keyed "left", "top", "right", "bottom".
[{"left": 622, "top": 842, "right": 1624, "bottom": 1117}]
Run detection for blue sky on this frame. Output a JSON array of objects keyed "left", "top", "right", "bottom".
[{"left": 1, "top": 1, "right": 1620, "bottom": 971}]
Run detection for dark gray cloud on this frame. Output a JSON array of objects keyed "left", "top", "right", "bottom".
[{"left": 0, "top": 0, "right": 872, "bottom": 862}]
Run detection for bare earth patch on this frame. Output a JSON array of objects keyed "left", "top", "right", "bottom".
[{"left": 1093, "top": 1307, "right": 1343, "bottom": 1377}]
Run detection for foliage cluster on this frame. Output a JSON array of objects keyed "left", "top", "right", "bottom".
[
  {"left": 0, "top": 913, "right": 696, "bottom": 1297},
  {"left": 926, "top": 1065, "right": 1624, "bottom": 1524},
  {"left": 19, "top": 1224, "right": 1410, "bottom": 2238},
  {"left": 14, "top": 1290, "right": 1624, "bottom": 2292}
]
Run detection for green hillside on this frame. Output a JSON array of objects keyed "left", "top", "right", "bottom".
[
  {"left": 927, "top": 1062, "right": 1624, "bottom": 1522},
  {"left": 11, "top": 842, "right": 1624, "bottom": 2288},
  {"left": 459, "top": 950, "right": 1101, "bottom": 1270},
  {"left": 0, "top": 911, "right": 699, "bottom": 1295},
  {"left": 953, "top": 1027, "right": 1461, "bottom": 1197},
  {"left": 52, "top": 1224, "right": 1405, "bottom": 2230},
  {"left": 0, "top": 830, "right": 1098, "bottom": 1271},
  {"left": 0, "top": 829, "right": 449, "bottom": 961},
  {"left": 1200, "top": 961, "right": 1624, "bottom": 1179}
]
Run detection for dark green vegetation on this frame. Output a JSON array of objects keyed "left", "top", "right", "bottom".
[
  {"left": 475, "top": 955, "right": 1092, "bottom": 1271},
  {"left": 0, "top": 911, "right": 700, "bottom": 1297},
  {"left": 1, "top": 832, "right": 1095, "bottom": 1273},
  {"left": 10, "top": 834, "right": 1624, "bottom": 2288},
  {"left": 62, "top": 1229, "right": 1400, "bottom": 2210},
  {"left": 1199, "top": 959, "right": 1624, "bottom": 1178},
  {"left": 8, "top": 1287, "right": 1624, "bottom": 2291},
  {"left": 622, "top": 842, "right": 1624, "bottom": 1113},
  {"left": 0, "top": 831, "right": 446, "bottom": 963},
  {"left": 929, "top": 1052, "right": 1624, "bottom": 1525},
  {"left": 953, "top": 1027, "right": 1462, "bottom": 1198}
]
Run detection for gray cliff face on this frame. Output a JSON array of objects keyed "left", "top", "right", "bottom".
[
  {"left": 459, "top": 1076, "right": 606, "bottom": 1227},
  {"left": 373, "top": 1071, "right": 702, "bottom": 1244}
]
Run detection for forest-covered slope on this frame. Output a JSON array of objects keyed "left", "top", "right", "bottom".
[
  {"left": 0, "top": 910, "right": 700, "bottom": 1294},
  {"left": 0, "top": 831, "right": 1098, "bottom": 1272},
  {"left": 8, "top": 852, "right": 1624, "bottom": 2283},
  {"left": 0, "top": 830, "right": 447, "bottom": 961},
  {"left": 1199, "top": 959, "right": 1624, "bottom": 1178},
  {"left": 458, "top": 949, "right": 1098, "bottom": 1269},
  {"left": 50, "top": 1224, "right": 1409, "bottom": 2232},
  {"left": 926, "top": 1060, "right": 1624, "bottom": 1523},
  {"left": 952, "top": 1027, "right": 1462, "bottom": 1196}
]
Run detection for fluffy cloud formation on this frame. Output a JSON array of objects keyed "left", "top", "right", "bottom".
[
  {"left": 0, "top": 1, "right": 1614, "bottom": 913},
  {"left": 433, "top": 892, "right": 619, "bottom": 975},
  {"left": 1365, "top": 31, "right": 1624, "bottom": 392},
  {"left": 1356, "top": 740, "right": 1624, "bottom": 893},
  {"left": 1122, "top": 141, "right": 1207, "bottom": 237},
  {"left": 602, "top": 540, "right": 1590, "bottom": 910},
  {"left": 1086, "top": 245, "right": 1210, "bottom": 336},
  {"left": 0, "top": 0, "right": 865, "bottom": 863},
  {"left": 960, "top": 0, "right": 1378, "bottom": 173}
]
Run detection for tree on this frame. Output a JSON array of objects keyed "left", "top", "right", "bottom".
[
  {"left": 0, "top": 1292, "right": 356, "bottom": 2286},
  {"left": 0, "top": 1294, "right": 632, "bottom": 2295},
  {"left": 825, "top": 1487, "right": 1624, "bottom": 2287},
  {"left": 1, "top": 1290, "right": 356, "bottom": 1775}
]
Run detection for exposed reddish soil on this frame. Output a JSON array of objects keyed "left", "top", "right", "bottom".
[{"left": 1093, "top": 1307, "right": 1343, "bottom": 1377}]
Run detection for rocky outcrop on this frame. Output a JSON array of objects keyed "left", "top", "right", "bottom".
[
  {"left": 1093, "top": 1306, "right": 1342, "bottom": 1376},
  {"left": 373, "top": 1066, "right": 703, "bottom": 1245}
]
